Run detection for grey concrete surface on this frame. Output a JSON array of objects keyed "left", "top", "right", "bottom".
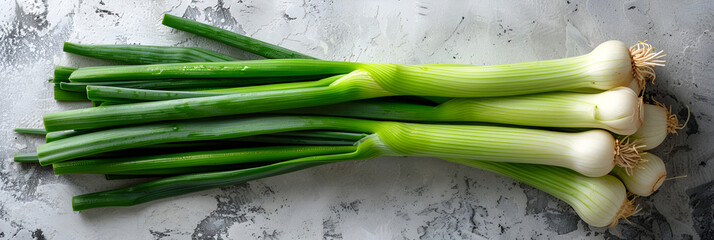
[{"left": 1, "top": 0, "right": 712, "bottom": 239}]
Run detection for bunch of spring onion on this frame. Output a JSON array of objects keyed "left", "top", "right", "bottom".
[{"left": 12, "top": 14, "right": 681, "bottom": 228}]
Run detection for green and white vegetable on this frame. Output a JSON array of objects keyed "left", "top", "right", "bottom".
[
  {"left": 67, "top": 149, "right": 636, "bottom": 228},
  {"left": 630, "top": 103, "right": 683, "bottom": 150},
  {"left": 81, "top": 86, "right": 644, "bottom": 135},
  {"left": 447, "top": 158, "right": 634, "bottom": 227},
  {"left": 612, "top": 152, "right": 667, "bottom": 196},
  {"left": 37, "top": 115, "right": 641, "bottom": 177},
  {"left": 10, "top": 13, "right": 678, "bottom": 229},
  {"left": 42, "top": 41, "right": 664, "bottom": 131}
]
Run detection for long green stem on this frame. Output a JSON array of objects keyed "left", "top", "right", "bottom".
[
  {"left": 70, "top": 149, "right": 373, "bottom": 211},
  {"left": 14, "top": 153, "right": 39, "bottom": 163},
  {"left": 104, "top": 174, "right": 166, "bottom": 180},
  {"left": 161, "top": 14, "right": 317, "bottom": 60},
  {"left": 83, "top": 74, "right": 342, "bottom": 102},
  {"left": 197, "top": 74, "right": 342, "bottom": 92},
  {"left": 52, "top": 66, "right": 77, "bottom": 83},
  {"left": 43, "top": 79, "right": 381, "bottom": 131},
  {"left": 63, "top": 42, "right": 237, "bottom": 64},
  {"left": 46, "top": 131, "right": 88, "bottom": 143},
  {"left": 13, "top": 128, "right": 47, "bottom": 135},
  {"left": 103, "top": 163, "right": 270, "bottom": 176},
  {"left": 68, "top": 59, "right": 356, "bottom": 82},
  {"left": 53, "top": 84, "right": 88, "bottom": 101},
  {"left": 272, "top": 131, "right": 368, "bottom": 141},
  {"left": 63, "top": 75, "right": 328, "bottom": 90},
  {"left": 38, "top": 116, "right": 377, "bottom": 165},
  {"left": 85, "top": 86, "right": 223, "bottom": 102},
  {"left": 235, "top": 135, "right": 356, "bottom": 146},
  {"left": 53, "top": 145, "right": 357, "bottom": 174}
]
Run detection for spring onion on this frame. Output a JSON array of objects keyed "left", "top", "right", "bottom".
[
  {"left": 69, "top": 147, "right": 635, "bottom": 228},
  {"left": 629, "top": 103, "right": 683, "bottom": 150},
  {"left": 87, "top": 86, "right": 642, "bottom": 135},
  {"left": 44, "top": 41, "right": 663, "bottom": 131},
  {"left": 37, "top": 115, "right": 641, "bottom": 177},
  {"left": 9, "top": 12, "right": 675, "bottom": 228},
  {"left": 63, "top": 42, "right": 237, "bottom": 64},
  {"left": 446, "top": 158, "right": 634, "bottom": 227},
  {"left": 612, "top": 152, "right": 666, "bottom": 196}
]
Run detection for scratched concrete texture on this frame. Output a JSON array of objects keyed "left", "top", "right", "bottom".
[{"left": 1, "top": 0, "right": 712, "bottom": 239}]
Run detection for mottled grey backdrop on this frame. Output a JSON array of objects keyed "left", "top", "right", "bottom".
[{"left": 1, "top": 0, "right": 712, "bottom": 239}]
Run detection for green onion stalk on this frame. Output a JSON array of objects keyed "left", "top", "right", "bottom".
[
  {"left": 58, "top": 75, "right": 329, "bottom": 92},
  {"left": 446, "top": 158, "right": 635, "bottom": 227},
  {"left": 83, "top": 74, "right": 344, "bottom": 102},
  {"left": 13, "top": 128, "right": 47, "bottom": 135},
  {"left": 161, "top": 14, "right": 317, "bottom": 60},
  {"left": 286, "top": 87, "right": 643, "bottom": 135},
  {"left": 49, "top": 131, "right": 365, "bottom": 175},
  {"left": 67, "top": 145, "right": 636, "bottom": 227},
  {"left": 62, "top": 42, "right": 237, "bottom": 64},
  {"left": 52, "top": 66, "right": 77, "bottom": 83},
  {"left": 55, "top": 37, "right": 314, "bottom": 101},
  {"left": 54, "top": 84, "right": 87, "bottom": 101},
  {"left": 104, "top": 86, "right": 643, "bottom": 135},
  {"left": 51, "top": 145, "right": 357, "bottom": 175},
  {"left": 13, "top": 153, "right": 40, "bottom": 163},
  {"left": 52, "top": 66, "right": 83, "bottom": 101},
  {"left": 43, "top": 41, "right": 664, "bottom": 131},
  {"left": 37, "top": 115, "right": 642, "bottom": 177}
]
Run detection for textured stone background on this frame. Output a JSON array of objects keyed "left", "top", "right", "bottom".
[{"left": 1, "top": 0, "right": 712, "bottom": 239}]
